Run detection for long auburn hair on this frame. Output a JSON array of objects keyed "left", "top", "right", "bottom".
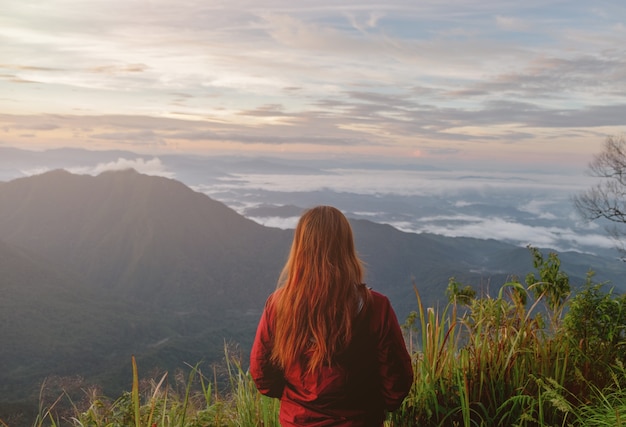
[{"left": 271, "top": 205, "right": 366, "bottom": 372}]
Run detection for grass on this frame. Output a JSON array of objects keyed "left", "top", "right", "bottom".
[
  {"left": 3, "top": 248, "right": 626, "bottom": 427},
  {"left": 387, "top": 249, "right": 626, "bottom": 427}
]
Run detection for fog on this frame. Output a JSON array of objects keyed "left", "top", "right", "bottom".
[
  {"left": 198, "top": 168, "right": 612, "bottom": 256},
  {"left": 0, "top": 147, "right": 616, "bottom": 258}
]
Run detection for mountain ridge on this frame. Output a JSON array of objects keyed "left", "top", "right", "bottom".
[{"left": 0, "top": 168, "right": 289, "bottom": 308}]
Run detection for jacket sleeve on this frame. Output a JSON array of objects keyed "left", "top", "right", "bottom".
[
  {"left": 376, "top": 295, "right": 414, "bottom": 411},
  {"left": 249, "top": 295, "right": 285, "bottom": 398}
]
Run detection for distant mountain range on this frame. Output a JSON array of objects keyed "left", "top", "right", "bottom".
[{"left": 1, "top": 169, "right": 625, "bottom": 419}]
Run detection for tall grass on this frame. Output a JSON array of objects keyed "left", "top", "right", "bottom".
[
  {"left": 58, "top": 344, "right": 279, "bottom": 427},
  {"left": 389, "top": 248, "right": 626, "bottom": 427}
]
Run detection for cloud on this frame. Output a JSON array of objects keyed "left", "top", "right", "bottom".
[
  {"left": 87, "top": 64, "right": 149, "bottom": 75},
  {"left": 247, "top": 215, "right": 300, "bottom": 229},
  {"left": 66, "top": 157, "right": 175, "bottom": 178},
  {"left": 1, "top": 1, "right": 624, "bottom": 166},
  {"left": 495, "top": 15, "right": 531, "bottom": 32},
  {"left": 90, "top": 130, "right": 167, "bottom": 146},
  {"left": 518, "top": 200, "right": 558, "bottom": 220},
  {"left": 392, "top": 215, "right": 615, "bottom": 253},
  {"left": 213, "top": 168, "right": 595, "bottom": 197},
  {"left": 12, "top": 122, "right": 60, "bottom": 131},
  {"left": 190, "top": 163, "right": 616, "bottom": 254}
]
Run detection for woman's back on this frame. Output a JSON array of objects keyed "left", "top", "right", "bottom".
[
  {"left": 250, "top": 206, "right": 413, "bottom": 426},
  {"left": 253, "top": 288, "right": 412, "bottom": 426}
]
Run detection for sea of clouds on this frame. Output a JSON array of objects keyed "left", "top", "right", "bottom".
[
  {"left": 193, "top": 167, "right": 615, "bottom": 257},
  {"left": 0, "top": 149, "right": 616, "bottom": 258}
]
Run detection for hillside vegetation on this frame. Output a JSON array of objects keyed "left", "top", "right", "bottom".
[
  {"left": 2, "top": 170, "right": 626, "bottom": 424},
  {"left": 4, "top": 247, "right": 625, "bottom": 427}
]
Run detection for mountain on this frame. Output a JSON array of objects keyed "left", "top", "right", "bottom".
[
  {"left": 0, "top": 169, "right": 292, "bottom": 420},
  {"left": 0, "top": 237, "right": 162, "bottom": 402},
  {"left": 0, "top": 169, "right": 289, "bottom": 309},
  {"left": 1, "top": 169, "right": 625, "bottom": 421}
]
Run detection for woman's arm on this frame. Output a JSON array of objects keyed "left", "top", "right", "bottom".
[
  {"left": 250, "top": 297, "right": 286, "bottom": 398},
  {"left": 376, "top": 295, "right": 414, "bottom": 411}
]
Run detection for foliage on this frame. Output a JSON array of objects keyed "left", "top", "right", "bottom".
[
  {"left": 391, "top": 246, "right": 626, "bottom": 427},
  {"left": 446, "top": 277, "right": 476, "bottom": 306},
  {"left": 525, "top": 245, "right": 570, "bottom": 317},
  {"left": 563, "top": 272, "right": 626, "bottom": 394},
  {"left": 29, "top": 343, "right": 280, "bottom": 427}
]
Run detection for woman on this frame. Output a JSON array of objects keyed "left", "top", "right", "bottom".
[{"left": 250, "top": 206, "right": 413, "bottom": 426}]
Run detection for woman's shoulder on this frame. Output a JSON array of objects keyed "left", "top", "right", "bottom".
[
  {"left": 268, "top": 287, "right": 286, "bottom": 301},
  {"left": 262, "top": 289, "right": 283, "bottom": 314},
  {"left": 367, "top": 288, "right": 391, "bottom": 305},
  {"left": 361, "top": 287, "right": 394, "bottom": 316}
]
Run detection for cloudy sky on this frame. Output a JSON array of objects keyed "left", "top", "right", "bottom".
[{"left": 1, "top": 0, "right": 625, "bottom": 170}]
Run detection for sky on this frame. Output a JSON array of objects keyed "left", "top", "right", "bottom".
[{"left": 1, "top": 0, "right": 625, "bottom": 171}]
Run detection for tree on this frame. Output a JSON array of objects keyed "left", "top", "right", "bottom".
[
  {"left": 573, "top": 134, "right": 626, "bottom": 258},
  {"left": 563, "top": 271, "right": 626, "bottom": 387},
  {"left": 445, "top": 276, "right": 476, "bottom": 306}
]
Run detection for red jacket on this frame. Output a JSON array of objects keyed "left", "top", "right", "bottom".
[{"left": 250, "top": 288, "right": 414, "bottom": 426}]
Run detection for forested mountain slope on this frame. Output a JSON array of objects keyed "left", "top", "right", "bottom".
[{"left": 1, "top": 169, "right": 624, "bottom": 412}]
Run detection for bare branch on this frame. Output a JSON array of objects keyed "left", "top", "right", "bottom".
[{"left": 574, "top": 134, "right": 626, "bottom": 259}]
